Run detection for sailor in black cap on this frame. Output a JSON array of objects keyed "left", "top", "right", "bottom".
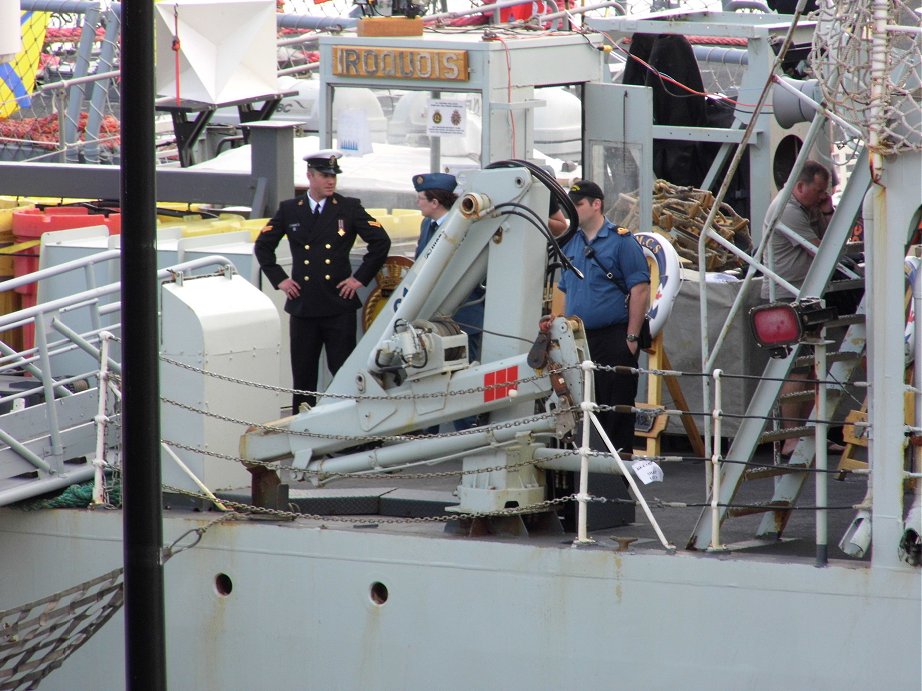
[
  {"left": 256, "top": 150, "right": 390, "bottom": 412},
  {"left": 553, "top": 178, "right": 650, "bottom": 455}
]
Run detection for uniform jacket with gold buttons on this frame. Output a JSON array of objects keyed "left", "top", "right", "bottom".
[{"left": 255, "top": 192, "right": 391, "bottom": 317}]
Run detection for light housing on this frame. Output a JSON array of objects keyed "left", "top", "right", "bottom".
[{"left": 749, "top": 298, "right": 838, "bottom": 358}]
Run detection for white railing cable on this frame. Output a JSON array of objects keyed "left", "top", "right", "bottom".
[{"left": 588, "top": 412, "right": 675, "bottom": 551}]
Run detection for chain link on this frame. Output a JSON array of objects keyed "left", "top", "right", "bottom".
[
  {"left": 163, "top": 484, "right": 580, "bottom": 524},
  {"left": 162, "top": 512, "right": 242, "bottom": 562},
  {"left": 158, "top": 352, "right": 562, "bottom": 401},
  {"left": 162, "top": 396, "right": 559, "bottom": 443},
  {"left": 163, "top": 438, "right": 585, "bottom": 479}
]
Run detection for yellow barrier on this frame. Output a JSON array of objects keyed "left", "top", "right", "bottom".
[
  {"left": 391, "top": 212, "right": 424, "bottom": 240},
  {"left": 0, "top": 203, "right": 27, "bottom": 346},
  {"left": 373, "top": 214, "right": 397, "bottom": 235},
  {"left": 179, "top": 215, "right": 248, "bottom": 238},
  {"left": 0, "top": 288, "right": 22, "bottom": 350},
  {"left": 0, "top": 197, "right": 35, "bottom": 239},
  {"left": 0, "top": 239, "right": 40, "bottom": 276},
  {"left": 243, "top": 218, "right": 271, "bottom": 242},
  {"left": 21, "top": 197, "right": 92, "bottom": 207},
  {"left": 157, "top": 213, "right": 248, "bottom": 238}
]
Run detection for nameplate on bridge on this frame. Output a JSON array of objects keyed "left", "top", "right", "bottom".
[{"left": 332, "top": 47, "right": 469, "bottom": 82}]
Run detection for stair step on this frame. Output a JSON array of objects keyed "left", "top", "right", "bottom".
[
  {"left": 779, "top": 390, "right": 817, "bottom": 404},
  {"left": 744, "top": 463, "right": 810, "bottom": 480},
  {"left": 824, "top": 313, "right": 865, "bottom": 328},
  {"left": 726, "top": 500, "right": 793, "bottom": 518},
  {"left": 759, "top": 425, "right": 814, "bottom": 443},
  {"left": 778, "top": 386, "right": 851, "bottom": 404},
  {"left": 792, "top": 350, "right": 862, "bottom": 369},
  {"left": 827, "top": 278, "right": 864, "bottom": 292}
]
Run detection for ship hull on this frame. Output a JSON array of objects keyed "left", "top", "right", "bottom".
[{"left": 3, "top": 508, "right": 918, "bottom": 690}]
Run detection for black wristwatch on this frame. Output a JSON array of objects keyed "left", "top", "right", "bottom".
[{"left": 626, "top": 334, "right": 639, "bottom": 343}]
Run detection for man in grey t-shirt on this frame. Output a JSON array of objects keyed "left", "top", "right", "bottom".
[
  {"left": 761, "top": 160, "right": 835, "bottom": 456},
  {"left": 761, "top": 160, "right": 835, "bottom": 301}
]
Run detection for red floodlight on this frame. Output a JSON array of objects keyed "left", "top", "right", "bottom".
[
  {"left": 750, "top": 302, "right": 803, "bottom": 353},
  {"left": 750, "top": 299, "right": 840, "bottom": 357}
]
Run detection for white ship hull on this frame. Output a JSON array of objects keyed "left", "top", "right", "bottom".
[
  {"left": 2, "top": 508, "right": 917, "bottom": 690},
  {"left": 2, "top": 3, "right": 921, "bottom": 689}
]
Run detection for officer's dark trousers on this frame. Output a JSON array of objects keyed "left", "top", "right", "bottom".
[
  {"left": 585, "top": 322, "right": 639, "bottom": 457},
  {"left": 290, "top": 312, "right": 356, "bottom": 412}
]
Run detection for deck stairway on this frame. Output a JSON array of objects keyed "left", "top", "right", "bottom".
[
  {"left": 0, "top": 279, "right": 121, "bottom": 508},
  {"left": 687, "top": 150, "right": 875, "bottom": 550},
  {"left": 0, "top": 386, "right": 105, "bottom": 506},
  {"left": 731, "top": 300, "right": 866, "bottom": 539},
  {"left": 0, "top": 254, "right": 236, "bottom": 508}
]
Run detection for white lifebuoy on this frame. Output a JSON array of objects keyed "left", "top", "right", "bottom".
[
  {"left": 635, "top": 232, "right": 682, "bottom": 338},
  {"left": 905, "top": 255, "right": 919, "bottom": 364}
]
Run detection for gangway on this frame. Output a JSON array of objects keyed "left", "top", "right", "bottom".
[{"left": 0, "top": 254, "right": 242, "bottom": 508}]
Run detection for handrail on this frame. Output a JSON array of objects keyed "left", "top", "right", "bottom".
[
  {"left": 0, "top": 255, "right": 239, "bottom": 495},
  {"left": 0, "top": 249, "right": 121, "bottom": 293},
  {"left": 0, "top": 255, "right": 238, "bottom": 331},
  {"left": 702, "top": 111, "right": 827, "bottom": 373},
  {"left": 695, "top": 2, "right": 811, "bottom": 460}
]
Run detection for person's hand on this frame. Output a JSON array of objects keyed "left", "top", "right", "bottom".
[
  {"left": 279, "top": 278, "right": 300, "bottom": 299},
  {"left": 337, "top": 276, "right": 362, "bottom": 300},
  {"left": 538, "top": 314, "right": 557, "bottom": 333},
  {"left": 626, "top": 339, "right": 639, "bottom": 356}
]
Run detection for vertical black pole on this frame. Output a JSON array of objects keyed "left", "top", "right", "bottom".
[{"left": 120, "top": 1, "right": 167, "bottom": 688}]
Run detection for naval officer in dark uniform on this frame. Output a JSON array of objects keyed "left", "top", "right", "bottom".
[{"left": 256, "top": 151, "right": 390, "bottom": 412}]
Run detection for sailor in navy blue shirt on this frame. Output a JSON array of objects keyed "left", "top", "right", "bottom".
[{"left": 557, "top": 180, "right": 650, "bottom": 456}]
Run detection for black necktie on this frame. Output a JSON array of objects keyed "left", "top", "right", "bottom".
[{"left": 313, "top": 204, "right": 321, "bottom": 222}]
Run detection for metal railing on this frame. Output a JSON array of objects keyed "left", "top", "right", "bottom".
[{"left": 0, "top": 253, "right": 238, "bottom": 507}]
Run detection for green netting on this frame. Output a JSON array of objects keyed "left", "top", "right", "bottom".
[{"left": 15, "top": 480, "right": 121, "bottom": 510}]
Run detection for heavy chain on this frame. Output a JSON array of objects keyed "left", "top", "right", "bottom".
[
  {"left": 163, "top": 484, "right": 581, "bottom": 524},
  {"left": 158, "top": 353, "right": 561, "bottom": 401},
  {"left": 161, "top": 512, "right": 242, "bottom": 562},
  {"left": 161, "top": 397, "right": 558, "bottom": 443},
  {"left": 164, "top": 438, "right": 581, "bottom": 479}
]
